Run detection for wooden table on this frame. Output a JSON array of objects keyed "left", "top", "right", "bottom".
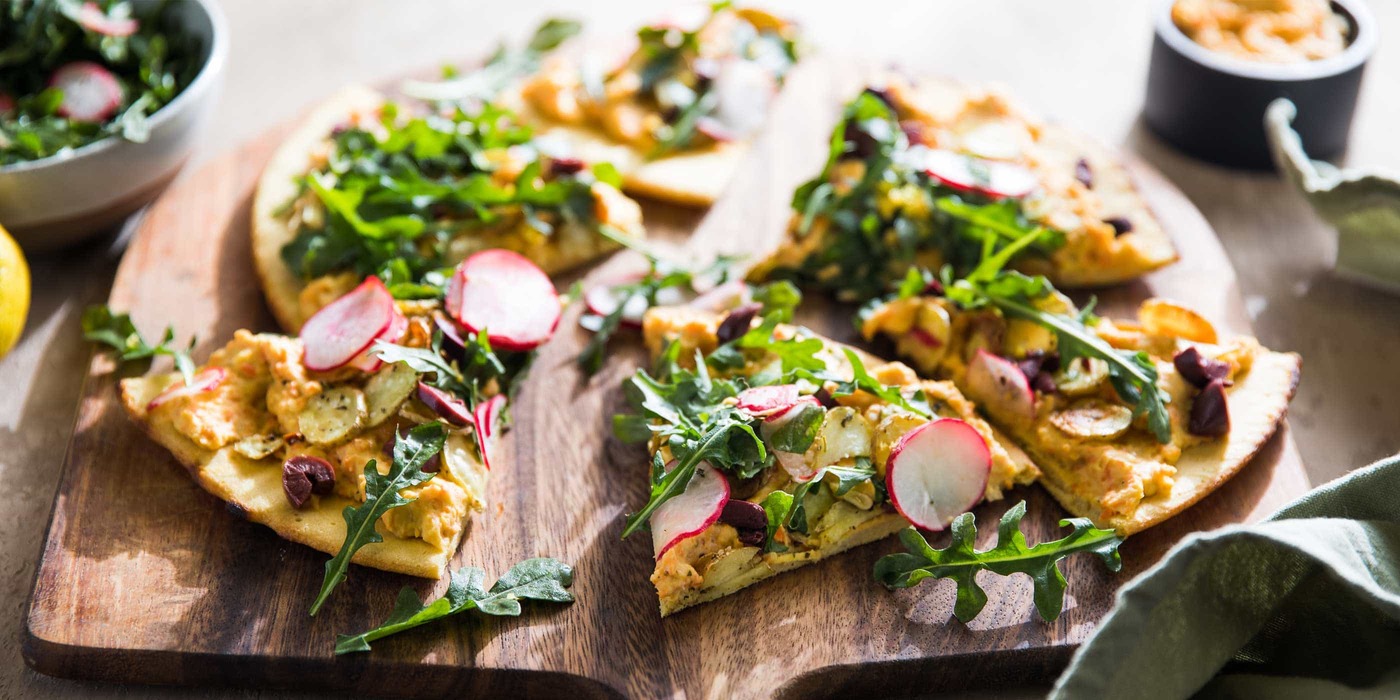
[{"left": 3, "top": 1, "right": 1398, "bottom": 697}]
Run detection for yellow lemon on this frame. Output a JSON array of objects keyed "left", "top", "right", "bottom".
[{"left": 0, "top": 223, "right": 30, "bottom": 358}]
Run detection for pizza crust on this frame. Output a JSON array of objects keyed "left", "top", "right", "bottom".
[{"left": 119, "top": 373, "right": 485, "bottom": 579}]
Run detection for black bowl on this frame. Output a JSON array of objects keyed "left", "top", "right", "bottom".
[{"left": 1144, "top": 0, "right": 1377, "bottom": 170}]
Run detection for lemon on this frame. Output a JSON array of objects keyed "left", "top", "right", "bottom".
[{"left": 0, "top": 223, "right": 30, "bottom": 358}]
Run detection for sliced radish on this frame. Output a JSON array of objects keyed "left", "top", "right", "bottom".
[
  {"left": 695, "top": 116, "right": 736, "bottom": 143},
  {"left": 650, "top": 461, "right": 730, "bottom": 559},
  {"left": 688, "top": 280, "right": 751, "bottom": 313},
  {"left": 965, "top": 349, "right": 1035, "bottom": 420},
  {"left": 472, "top": 394, "right": 506, "bottom": 471},
  {"left": 914, "top": 147, "right": 1038, "bottom": 200},
  {"left": 886, "top": 418, "right": 991, "bottom": 531},
  {"left": 146, "top": 367, "right": 226, "bottom": 411},
  {"left": 50, "top": 61, "right": 123, "bottom": 123},
  {"left": 765, "top": 395, "right": 820, "bottom": 422},
  {"left": 349, "top": 303, "right": 409, "bottom": 373},
  {"left": 76, "top": 2, "right": 139, "bottom": 36},
  {"left": 452, "top": 250, "right": 561, "bottom": 352},
  {"left": 585, "top": 274, "right": 691, "bottom": 329},
  {"left": 299, "top": 277, "right": 395, "bottom": 371},
  {"left": 736, "top": 384, "right": 800, "bottom": 417},
  {"left": 417, "top": 383, "right": 474, "bottom": 427}
]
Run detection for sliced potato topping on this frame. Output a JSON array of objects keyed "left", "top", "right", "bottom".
[
  {"left": 363, "top": 363, "right": 419, "bottom": 428},
  {"left": 299, "top": 386, "right": 367, "bottom": 445},
  {"left": 1054, "top": 356, "right": 1109, "bottom": 396},
  {"left": 232, "top": 433, "right": 284, "bottom": 460},
  {"left": 805, "top": 407, "right": 874, "bottom": 471},
  {"left": 1050, "top": 399, "right": 1134, "bottom": 440}
]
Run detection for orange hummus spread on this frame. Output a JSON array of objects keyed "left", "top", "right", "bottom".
[{"left": 1172, "top": 0, "right": 1350, "bottom": 63}]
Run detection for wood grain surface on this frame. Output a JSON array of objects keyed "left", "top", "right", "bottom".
[{"left": 22, "top": 55, "right": 1308, "bottom": 699}]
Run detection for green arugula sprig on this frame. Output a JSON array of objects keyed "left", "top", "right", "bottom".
[
  {"left": 310, "top": 422, "right": 448, "bottom": 616},
  {"left": 874, "top": 501, "right": 1123, "bottom": 622},
  {"left": 81, "top": 305, "right": 196, "bottom": 385},
  {"left": 777, "top": 90, "right": 1063, "bottom": 303},
  {"left": 613, "top": 300, "right": 909, "bottom": 544},
  {"left": 335, "top": 557, "right": 574, "bottom": 654},
  {"left": 942, "top": 230, "right": 1173, "bottom": 443}
]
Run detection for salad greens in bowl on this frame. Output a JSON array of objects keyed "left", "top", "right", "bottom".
[{"left": 0, "top": 0, "right": 227, "bottom": 250}]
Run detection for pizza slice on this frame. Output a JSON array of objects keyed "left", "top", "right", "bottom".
[
  {"left": 620, "top": 305, "right": 1039, "bottom": 615},
  {"left": 253, "top": 85, "right": 645, "bottom": 333},
  {"left": 120, "top": 250, "right": 558, "bottom": 578},
  {"left": 861, "top": 286, "right": 1300, "bottom": 535},
  {"left": 510, "top": 4, "right": 801, "bottom": 206},
  {"left": 749, "top": 74, "right": 1178, "bottom": 298}
]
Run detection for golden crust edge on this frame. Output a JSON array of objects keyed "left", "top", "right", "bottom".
[
  {"left": 657, "top": 511, "right": 908, "bottom": 616},
  {"left": 117, "top": 374, "right": 471, "bottom": 579}
]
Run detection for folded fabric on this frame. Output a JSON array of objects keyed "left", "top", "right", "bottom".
[
  {"left": 1050, "top": 453, "right": 1400, "bottom": 700},
  {"left": 1267, "top": 99, "right": 1400, "bottom": 294}
]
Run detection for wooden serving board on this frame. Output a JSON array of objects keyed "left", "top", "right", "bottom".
[{"left": 24, "top": 57, "right": 1308, "bottom": 698}]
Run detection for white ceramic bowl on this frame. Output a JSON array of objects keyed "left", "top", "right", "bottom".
[{"left": 0, "top": 0, "right": 228, "bottom": 251}]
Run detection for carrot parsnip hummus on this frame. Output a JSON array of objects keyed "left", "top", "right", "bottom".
[{"left": 1172, "top": 0, "right": 1350, "bottom": 63}]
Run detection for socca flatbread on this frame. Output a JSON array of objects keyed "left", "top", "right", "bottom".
[
  {"left": 638, "top": 306, "right": 1038, "bottom": 616},
  {"left": 120, "top": 374, "right": 486, "bottom": 578},
  {"left": 252, "top": 85, "right": 644, "bottom": 332},
  {"left": 861, "top": 295, "right": 1301, "bottom": 536}
]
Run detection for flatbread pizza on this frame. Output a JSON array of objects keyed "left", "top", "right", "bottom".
[
  {"left": 252, "top": 85, "right": 644, "bottom": 332},
  {"left": 620, "top": 305, "right": 1038, "bottom": 615},
  {"left": 861, "top": 291, "right": 1300, "bottom": 534},
  {"left": 508, "top": 4, "right": 801, "bottom": 206},
  {"left": 749, "top": 74, "right": 1178, "bottom": 298}
]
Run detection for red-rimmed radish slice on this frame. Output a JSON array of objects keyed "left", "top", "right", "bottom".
[
  {"left": 444, "top": 266, "right": 463, "bottom": 320},
  {"left": 472, "top": 394, "right": 506, "bottom": 470},
  {"left": 348, "top": 303, "right": 410, "bottom": 373},
  {"left": 695, "top": 116, "right": 736, "bottom": 143},
  {"left": 585, "top": 275, "right": 692, "bottom": 328},
  {"left": 766, "top": 395, "right": 820, "bottom": 422},
  {"left": 736, "top": 384, "right": 800, "bottom": 417},
  {"left": 452, "top": 250, "right": 561, "bottom": 352},
  {"left": 651, "top": 461, "right": 730, "bottom": 559},
  {"left": 50, "top": 61, "right": 123, "bottom": 123},
  {"left": 76, "top": 2, "right": 139, "bottom": 36},
  {"left": 965, "top": 349, "right": 1035, "bottom": 420},
  {"left": 886, "top": 418, "right": 991, "bottom": 531},
  {"left": 917, "top": 148, "right": 1038, "bottom": 200},
  {"left": 417, "top": 383, "right": 474, "bottom": 427},
  {"left": 688, "top": 280, "right": 750, "bottom": 313},
  {"left": 299, "top": 277, "right": 395, "bottom": 371},
  {"left": 146, "top": 367, "right": 226, "bottom": 411}
]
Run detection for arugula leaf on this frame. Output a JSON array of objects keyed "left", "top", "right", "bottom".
[
  {"left": 310, "top": 422, "right": 448, "bottom": 616},
  {"left": 334, "top": 557, "right": 574, "bottom": 654},
  {"left": 619, "top": 416, "right": 763, "bottom": 538},
  {"left": 874, "top": 501, "right": 1123, "bottom": 622},
  {"left": 81, "top": 305, "right": 196, "bottom": 385},
  {"left": 759, "top": 490, "right": 793, "bottom": 553},
  {"left": 765, "top": 401, "right": 824, "bottom": 453},
  {"left": 772, "top": 89, "right": 1065, "bottom": 303}
]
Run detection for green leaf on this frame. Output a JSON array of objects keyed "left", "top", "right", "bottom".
[
  {"left": 759, "top": 490, "right": 793, "bottom": 553},
  {"left": 873, "top": 501, "right": 1123, "bottom": 622},
  {"left": 310, "top": 422, "right": 448, "bottom": 616},
  {"left": 334, "top": 557, "right": 574, "bottom": 654},
  {"left": 765, "top": 401, "right": 824, "bottom": 453},
  {"left": 81, "top": 305, "right": 196, "bottom": 385}
]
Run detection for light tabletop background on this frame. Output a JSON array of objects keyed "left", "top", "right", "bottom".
[{"left": 3, "top": 1, "right": 1398, "bottom": 698}]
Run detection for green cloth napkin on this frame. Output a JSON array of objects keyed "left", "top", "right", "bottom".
[
  {"left": 1050, "top": 453, "right": 1400, "bottom": 700},
  {"left": 1267, "top": 99, "right": 1400, "bottom": 293}
]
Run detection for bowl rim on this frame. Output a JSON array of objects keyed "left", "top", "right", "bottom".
[
  {"left": 1153, "top": 0, "right": 1378, "bottom": 82},
  {"left": 0, "top": 0, "right": 229, "bottom": 175}
]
